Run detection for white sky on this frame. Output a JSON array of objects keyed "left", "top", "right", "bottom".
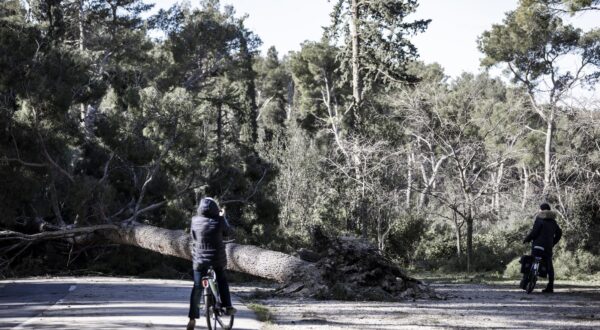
[{"left": 151, "top": 0, "right": 600, "bottom": 80}]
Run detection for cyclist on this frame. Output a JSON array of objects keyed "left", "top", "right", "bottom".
[
  {"left": 187, "top": 197, "right": 236, "bottom": 330},
  {"left": 521, "top": 202, "right": 563, "bottom": 293}
]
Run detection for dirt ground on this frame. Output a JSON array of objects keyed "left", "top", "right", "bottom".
[{"left": 233, "top": 279, "right": 600, "bottom": 329}]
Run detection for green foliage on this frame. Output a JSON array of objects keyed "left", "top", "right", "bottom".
[
  {"left": 553, "top": 249, "right": 600, "bottom": 277},
  {"left": 327, "top": 0, "right": 431, "bottom": 84},
  {"left": 415, "top": 221, "right": 529, "bottom": 273},
  {"left": 247, "top": 303, "right": 273, "bottom": 322},
  {"left": 505, "top": 248, "right": 600, "bottom": 279},
  {"left": 503, "top": 258, "right": 522, "bottom": 278},
  {"left": 385, "top": 213, "right": 427, "bottom": 264},
  {"left": 288, "top": 40, "right": 350, "bottom": 132},
  {"left": 479, "top": 0, "right": 600, "bottom": 96},
  {"left": 564, "top": 190, "right": 600, "bottom": 255},
  {"left": 2, "top": 0, "right": 599, "bottom": 281}
]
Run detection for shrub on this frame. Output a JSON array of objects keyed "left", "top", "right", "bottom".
[
  {"left": 553, "top": 248, "right": 600, "bottom": 278},
  {"left": 385, "top": 212, "right": 427, "bottom": 265},
  {"left": 564, "top": 190, "right": 600, "bottom": 255},
  {"left": 503, "top": 258, "right": 522, "bottom": 278}
]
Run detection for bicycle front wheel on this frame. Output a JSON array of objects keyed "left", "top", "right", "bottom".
[
  {"left": 526, "top": 272, "right": 537, "bottom": 294},
  {"left": 205, "top": 293, "right": 217, "bottom": 330},
  {"left": 217, "top": 312, "right": 234, "bottom": 330}
]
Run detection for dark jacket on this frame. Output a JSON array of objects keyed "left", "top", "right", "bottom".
[
  {"left": 190, "top": 198, "right": 231, "bottom": 269},
  {"left": 524, "top": 210, "right": 562, "bottom": 255}
]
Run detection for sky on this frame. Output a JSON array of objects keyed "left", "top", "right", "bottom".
[{"left": 151, "top": 0, "right": 600, "bottom": 79}]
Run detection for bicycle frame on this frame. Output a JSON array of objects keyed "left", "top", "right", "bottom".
[
  {"left": 531, "top": 256, "right": 542, "bottom": 275},
  {"left": 202, "top": 268, "right": 222, "bottom": 306}
]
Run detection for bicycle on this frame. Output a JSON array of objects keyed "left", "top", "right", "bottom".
[
  {"left": 202, "top": 266, "right": 235, "bottom": 330},
  {"left": 525, "top": 255, "right": 542, "bottom": 294}
]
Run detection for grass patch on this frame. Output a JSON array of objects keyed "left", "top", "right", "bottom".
[
  {"left": 413, "top": 271, "right": 508, "bottom": 284},
  {"left": 247, "top": 303, "right": 273, "bottom": 322},
  {"left": 414, "top": 270, "right": 600, "bottom": 286}
]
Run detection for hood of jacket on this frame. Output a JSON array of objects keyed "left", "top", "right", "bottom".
[
  {"left": 198, "top": 198, "right": 220, "bottom": 218},
  {"left": 537, "top": 209, "right": 557, "bottom": 220}
]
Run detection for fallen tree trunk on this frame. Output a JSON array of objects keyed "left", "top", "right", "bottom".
[
  {"left": 5, "top": 221, "right": 437, "bottom": 300},
  {"left": 102, "top": 223, "right": 437, "bottom": 300},
  {"left": 102, "top": 223, "right": 311, "bottom": 283}
]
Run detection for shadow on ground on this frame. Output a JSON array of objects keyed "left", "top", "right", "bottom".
[
  {"left": 255, "top": 281, "right": 600, "bottom": 329},
  {"left": 0, "top": 278, "right": 261, "bottom": 330}
]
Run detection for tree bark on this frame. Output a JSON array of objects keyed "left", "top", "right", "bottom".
[
  {"left": 406, "top": 151, "right": 414, "bottom": 209},
  {"left": 78, "top": 0, "right": 87, "bottom": 130},
  {"left": 216, "top": 102, "right": 223, "bottom": 160},
  {"left": 8, "top": 221, "right": 436, "bottom": 300},
  {"left": 453, "top": 211, "right": 462, "bottom": 261},
  {"left": 350, "top": 0, "right": 361, "bottom": 124},
  {"left": 522, "top": 164, "right": 529, "bottom": 210},
  {"left": 466, "top": 215, "right": 473, "bottom": 273},
  {"left": 102, "top": 223, "right": 310, "bottom": 284},
  {"left": 239, "top": 34, "right": 259, "bottom": 146},
  {"left": 99, "top": 223, "right": 436, "bottom": 300},
  {"left": 543, "top": 111, "right": 555, "bottom": 198},
  {"left": 418, "top": 156, "right": 447, "bottom": 208},
  {"left": 493, "top": 162, "right": 504, "bottom": 214}
]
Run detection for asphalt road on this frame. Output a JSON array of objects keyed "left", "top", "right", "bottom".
[{"left": 0, "top": 277, "right": 262, "bottom": 330}]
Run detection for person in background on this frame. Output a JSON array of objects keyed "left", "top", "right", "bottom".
[
  {"left": 522, "top": 202, "right": 563, "bottom": 293},
  {"left": 187, "top": 197, "right": 235, "bottom": 330}
]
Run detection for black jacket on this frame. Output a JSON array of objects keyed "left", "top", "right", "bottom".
[
  {"left": 524, "top": 210, "right": 562, "bottom": 254},
  {"left": 190, "top": 198, "right": 231, "bottom": 269}
]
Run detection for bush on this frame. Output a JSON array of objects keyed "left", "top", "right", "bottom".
[
  {"left": 385, "top": 212, "right": 427, "bottom": 265},
  {"left": 470, "top": 228, "right": 527, "bottom": 272},
  {"left": 564, "top": 191, "right": 600, "bottom": 255},
  {"left": 503, "top": 248, "right": 600, "bottom": 280},
  {"left": 412, "top": 220, "right": 530, "bottom": 273},
  {"left": 503, "top": 258, "right": 522, "bottom": 278},
  {"left": 413, "top": 226, "right": 459, "bottom": 271},
  {"left": 553, "top": 248, "right": 600, "bottom": 278}
]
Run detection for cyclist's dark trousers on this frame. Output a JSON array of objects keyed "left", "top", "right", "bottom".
[
  {"left": 188, "top": 266, "right": 232, "bottom": 319},
  {"left": 532, "top": 248, "right": 555, "bottom": 289},
  {"left": 546, "top": 255, "right": 555, "bottom": 289}
]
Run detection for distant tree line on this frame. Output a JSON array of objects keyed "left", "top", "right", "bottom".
[{"left": 1, "top": 0, "right": 599, "bottom": 277}]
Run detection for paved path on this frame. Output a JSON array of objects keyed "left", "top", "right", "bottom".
[{"left": 0, "top": 277, "right": 262, "bottom": 330}]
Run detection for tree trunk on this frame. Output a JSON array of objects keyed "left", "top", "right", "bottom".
[
  {"left": 350, "top": 0, "right": 361, "bottom": 125},
  {"left": 9, "top": 221, "right": 437, "bottom": 300},
  {"left": 466, "top": 215, "right": 473, "bottom": 273},
  {"left": 419, "top": 156, "right": 446, "bottom": 208},
  {"left": 98, "top": 222, "right": 436, "bottom": 300},
  {"left": 493, "top": 162, "right": 504, "bottom": 214},
  {"left": 78, "top": 0, "right": 87, "bottom": 130},
  {"left": 522, "top": 164, "right": 529, "bottom": 210},
  {"left": 102, "top": 223, "right": 308, "bottom": 284},
  {"left": 543, "top": 114, "right": 555, "bottom": 198},
  {"left": 216, "top": 102, "right": 223, "bottom": 160},
  {"left": 239, "top": 35, "right": 259, "bottom": 146},
  {"left": 406, "top": 151, "right": 413, "bottom": 209},
  {"left": 453, "top": 211, "right": 462, "bottom": 261}
]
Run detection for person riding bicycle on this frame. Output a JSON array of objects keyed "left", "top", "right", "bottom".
[
  {"left": 187, "top": 197, "right": 236, "bottom": 330},
  {"left": 521, "top": 202, "right": 562, "bottom": 293}
]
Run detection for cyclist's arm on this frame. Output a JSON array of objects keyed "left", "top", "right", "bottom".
[
  {"left": 222, "top": 215, "right": 232, "bottom": 237},
  {"left": 524, "top": 218, "right": 542, "bottom": 243},
  {"left": 553, "top": 223, "right": 562, "bottom": 246}
]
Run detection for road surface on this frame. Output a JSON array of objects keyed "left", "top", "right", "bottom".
[{"left": 0, "top": 277, "right": 262, "bottom": 330}]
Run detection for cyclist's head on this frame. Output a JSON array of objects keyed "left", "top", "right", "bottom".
[
  {"left": 540, "top": 203, "right": 551, "bottom": 211},
  {"left": 198, "top": 197, "right": 220, "bottom": 218}
]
